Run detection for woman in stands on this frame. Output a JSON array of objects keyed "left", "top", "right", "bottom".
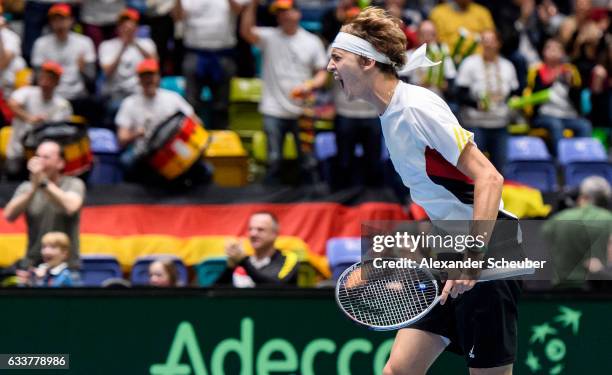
[
  {"left": 149, "top": 259, "right": 179, "bottom": 287},
  {"left": 327, "top": 7, "right": 519, "bottom": 375}
]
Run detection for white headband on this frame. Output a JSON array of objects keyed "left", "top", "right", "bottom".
[
  {"left": 331, "top": 32, "right": 393, "bottom": 65},
  {"left": 331, "top": 32, "right": 440, "bottom": 73}
]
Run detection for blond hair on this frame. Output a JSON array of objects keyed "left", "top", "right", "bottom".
[
  {"left": 340, "top": 7, "right": 407, "bottom": 74},
  {"left": 41, "top": 232, "right": 71, "bottom": 253}
]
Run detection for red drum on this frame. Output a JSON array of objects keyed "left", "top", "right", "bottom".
[
  {"left": 22, "top": 120, "right": 93, "bottom": 176},
  {"left": 145, "top": 112, "right": 208, "bottom": 180}
]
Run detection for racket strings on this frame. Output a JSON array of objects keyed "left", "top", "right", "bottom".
[{"left": 337, "top": 261, "right": 438, "bottom": 328}]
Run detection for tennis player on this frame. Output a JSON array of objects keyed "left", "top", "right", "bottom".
[{"left": 328, "top": 7, "right": 519, "bottom": 375}]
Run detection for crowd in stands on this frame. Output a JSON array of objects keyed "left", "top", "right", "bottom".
[
  {"left": 0, "top": 0, "right": 610, "bottom": 290},
  {"left": 0, "top": 0, "right": 606, "bottom": 184}
]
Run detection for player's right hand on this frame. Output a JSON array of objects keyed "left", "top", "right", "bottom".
[{"left": 440, "top": 279, "right": 476, "bottom": 305}]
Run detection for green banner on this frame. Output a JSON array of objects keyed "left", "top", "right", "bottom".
[{"left": 0, "top": 290, "right": 608, "bottom": 374}]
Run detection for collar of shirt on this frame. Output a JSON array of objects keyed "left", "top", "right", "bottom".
[
  {"left": 248, "top": 256, "right": 272, "bottom": 269},
  {"left": 48, "top": 262, "right": 69, "bottom": 276}
]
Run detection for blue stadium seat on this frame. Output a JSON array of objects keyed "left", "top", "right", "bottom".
[
  {"left": 327, "top": 237, "right": 361, "bottom": 281},
  {"left": 314, "top": 132, "right": 337, "bottom": 160},
  {"left": 504, "top": 162, "right": 558, "bottom": 192},
  {"left": 557, "top": 138, "right": 612, "bottom": 189},
  {"left": 89, "top": 128, "right": 119, "bottom": 153},
  {"left": 503, "top": 137, "right": 557, "bottom": 192},
  {"left": 130, "top": 255, "right": 189, "bottom": 286},
  {"left": 195, "top": 257, "right": 227, "bottom": 287},
  {"left": 558, "top": 137, "right": 607, "bottom": 165},
  {"left": 507, "top": 136, "right": 552, "bottom": 162},
  {"left": 160, "top": 76, "right": 186, "bottom": 98},
  {"left": 137, "top": 25, "right": 151, "bottom": 39},
  {"left": 87, "top": 128, "right": 123, "bottom": 185},
  {"left": 80, "top": 255, "right": 122, "bottom": 287},
  {"left": 563, "top": 162, "right": 612, "bottom": 189}
]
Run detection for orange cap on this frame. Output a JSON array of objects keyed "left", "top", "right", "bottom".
[
  {"left": 270, "top": 0, "right": 294, "bottom": 14},
  {"left": 118, "top": 8, "right": 140, "bottom": 23},
  {"left": 41, "top": 60, "right": 64, "bottom": 77},
  {"left": 48, "top": 3, "right": 72, "bottom": 18},
  {"left": 136, "top": 59, "right": 160, "bottom": 74}
]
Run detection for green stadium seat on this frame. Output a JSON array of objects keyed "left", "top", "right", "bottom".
[{"left": 195, "top": 257, "right": 228, "bottom": 287}]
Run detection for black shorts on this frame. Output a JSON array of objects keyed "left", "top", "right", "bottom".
[
  {"left": 410, "top": 279, "right": 522, "bottom": 368},
  {"left": 412, "top": 212, "right": 524, "bottom": 368}
]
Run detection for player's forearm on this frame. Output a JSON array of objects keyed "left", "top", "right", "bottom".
[
  {"left": 470, "top": 170, "right": 503, "bottom": 250},
  {"left": 472, "top": 171, "right": 503, "bottom": 221}
]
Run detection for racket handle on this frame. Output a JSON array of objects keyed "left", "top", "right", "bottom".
[{"left": 478, "top": 267, "right": 535, "bottom": 282}]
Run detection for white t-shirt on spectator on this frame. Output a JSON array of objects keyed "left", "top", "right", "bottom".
[
  {"left": 31, "top": 32, "right": 96, "bottom": 100},
  {"left": 0, "top": 27, "right": 24, "bottom": 96},
  {"left": 2, "top": 56, "right": 26, "bottom": 97},
  {"left": 256, "top": 27, "right": 327, "bottom": 119},
  {"left": 115, "top": 88, "right": 195, "bottom": 136},
  {"left": 0, "top": 27, "right": 21, "bottom": 58},
  {"left": 99, "top": 38, "right": 157, "bottom": 97},
  {"left": 7, "top": 86, "right": 73, "bottom": 159},
  {"left": 181, "top": 0, "right": 249, "bottom": 50},
  {"left": 455, "top": 54, "right": 518, "bottom": 129},
  {"left": 80, "top": 0, "right": 124, "bottom": 26}
]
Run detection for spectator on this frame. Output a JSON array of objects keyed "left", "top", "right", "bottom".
[
  {"left": 331, "top": 78, "right": 383, "bottom": 190},
  {"left": 172, "top": 0, "right": 249, "bottom": 130},
  {"left": 80, "top": 0, "right": 125, "bottom": 50},
  {"left": 321, "top": 0, "right": 360, "bottom": 46},
  {"left": 99, "top": 8, "right": 157, "bottom": 126},
  {"left": 399, "top": 20, "right": 457, "bottom": 100},
  {"left": 30, "top": 3, "right": 97, "bottom": 121},
  {"left": 0, "top": 12, "right": 26, "bottom": 98},
  {"left": 6, "top": 61, "right": 72, "bottom": 180},
  {"left": 559, "top": 0, "right": 593, "bottom": 46},
  {"left": 568, "top": 10, "right": 609, "bottom": 128},
  {"left": 216, "top": 211, "right": 298, "bottom": 287},
  {"left": 385, "top": 0, "right": 419, "bottom": 50},
  {"left": 148, "top": 259, "right": 179, "bottom": 287},
  {"left": 489, "top": 0, "right": 544, "bottom": 91},
  {"left": 455, "top": 30, "right": 520, "bottom": 170},
  {"left": 542, "top": 176, "right": 612, "bottom": 288},
  {"left": 240, "top": 0, "right": 328, "bottom": 185},
  {"left": 429, "top": 0, "right": 495, "bottom": 63},
  {"left": 115, "top": 59, "right": 195, "bottom": 147},
  {"left": 114, "top": 58, "right": 208, "bottom": 184},
  {"left": 528, "top": 38, "right": 592, "bottom": 154},
  {"left": 144, "top": 0, "right": 180, "bottom": 75},
  {"left": 535, "top": 0, "right": 566, "bottom": 42},
  {"left": 3, "top": 140, "right": 85, "bottom": 269},
  {"left": 15, "top": 231, "right": 81, "bottom": 287},
  {"left": 22, "top": 0, "right": 78, "bottom": 64}
]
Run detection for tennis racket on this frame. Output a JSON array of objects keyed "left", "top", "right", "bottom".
[{"left": 335, "top": 258, "right": 534, "bottom": 331}]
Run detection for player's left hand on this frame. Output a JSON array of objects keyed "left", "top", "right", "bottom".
[{"left": 440, "top": 278, "right": 477, "bottom": 305}]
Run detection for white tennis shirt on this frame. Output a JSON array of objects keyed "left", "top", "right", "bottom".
[{"left": 380, "top": 82, "right": 503, "bottom": 220}]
